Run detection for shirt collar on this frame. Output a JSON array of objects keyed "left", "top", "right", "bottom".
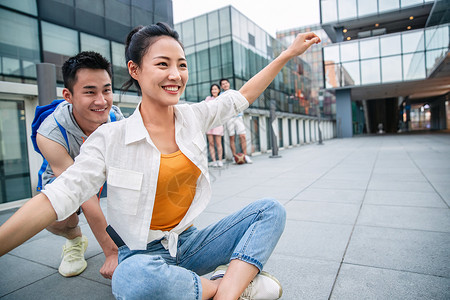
[{"left": 125, "top": 102, "right": 149, "bottom": 145}]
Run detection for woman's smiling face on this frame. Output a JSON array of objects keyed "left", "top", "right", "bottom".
[{"left": 130, "top": 36, "right": 188, "bottom": 107}]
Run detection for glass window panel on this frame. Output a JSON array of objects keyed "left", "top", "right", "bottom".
[
  {"left": 194, "top": 15, "right": 208, "bottom": 44},
  {"left": 324, "top": 63, "right": 340, "bottom": 88},
  {"left": 0, "top": 100, "right": 32, "bottom": 203},
  {"left": 0, "top": 9, "right": 40, "bottom": 76},
  {"left": 221, "top": 39, "right": 232, "bottom": 78},
  {"left": 341, "top": 61, "right": 360, "bottom": 86},
  {"left": 338, "top": 0, "right": 357, "bottom": 21},
  {"left": 195, "top": 43, "right": 210, "bottom": 82},
  {"left": 239, "top": 11, "right": 248, "bottom": 42},
  {"left": 209, "top": 40, "right": 221, "bottom": 81},
  {"left": 403, "top": 52, "right": 425, "bottom": 80},
  {"left": 42, "top": 21, "right": 78, "bottom": 57},
  {"left": 76, "top": 0, "right": 103, "bottom": 15},
  {"left": 231, "top": 7, "right": 240, "bottom": 38},
  {"left": 2, "top": 57, "right": 20, "bottom": 75},
  {"left": 111, "top": 42, "right": 129, "bottom": 91},
  {"left": 360, "top": 58, "right": 380, "bottom": 84},
  {"left": 185, "top": 46, "right": 197, "bottom": 84},
  {"left": 208, "top": 11, "right": 219, "bottom": 40},
  {"left": 340, "top": 41, "right": 359, "bottom": 62},
  {"left": 379, "top": 0, "right": 399, "bottom": 12},
  {"left": 357, "top": 0, "right": 377, "bottom": 17},
  {"left": 359, "top": 38, "right": 380, "bottom": 59},
  {"left": 381, "top": 55, "right": 402, "bottom": 83},
  {"left": 80, "top": 33, "right": 111, "bottom": 61},
  {"left": 41, "top": 21, "right": 78, "bottom": 81},
  {"left": 323, "top": 45, "right": 340, "bottom": 63},
  {"left": 425, "top": 25, "right": 449, "bottom": 50},
  {"left": 22, "top": 60, "right": 36, "bottom": 77},
  {"left": 219, "top": 7, "right": 231, "bottom": 36},
  {"left": 182, "top": 20, "right": 195, "bottom": 47},
  {"left": 426, "top": 48, "right": 446, "bottom": 76},
  {"left": 402, "top": 30, "right": 424, "bottom": 53},
  {"left": 0, "top": 0, "right": 37, "bottom": 15},
  {"left": 321, "top": 0, "right": 338, "bottom": 23},
  {"left": 199, "top": 82, "right": 210, "bottom": 101},
  {"left": 380, "top": 35, "right": 401, "bottom": 56},
  {"left": 401, "top": 0, "right": 423, "bottom": 8},
  {"left": 233, "top": 41, "right": 243, "bottom": 77}
]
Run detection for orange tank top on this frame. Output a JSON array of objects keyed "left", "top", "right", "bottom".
[{"left": 150, "top": 150, "right": 201, "bottom": 231}]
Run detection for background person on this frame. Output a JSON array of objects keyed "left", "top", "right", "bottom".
[
  {"left": 35, "top": 51, "right": 124, "bottom": 278},
  {"left": 220, "top": 78, "right": 253, "bottom": 164},
  {"left": 205, "top": 83, "right": 224, "bottom": 167},
  {"left": 0, "top": 23, "right": 320, "bottom": 299}
]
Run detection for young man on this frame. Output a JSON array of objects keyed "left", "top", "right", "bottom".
[
  {"left": 220, "top": 78, "right": 253, "bottom": 163},
  {"left": 36, "top": 51, "right": 124, "bottom": 279}
]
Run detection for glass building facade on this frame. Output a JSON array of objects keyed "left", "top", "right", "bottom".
[
  {"left": 320, "top": 0, "right": 449, "bottom": 136},
  {"left": 175, "top": 6, "right": 320, "bottom": 116},
  {"left": 0, "top": 0, "right": 173, "bottom": 90},
  {"left": 277, "top": 25, "right": 336, "bottom": 119},
  {"left": 321, "top": 0, "right": 435, "bottom": 24},
  {"left": 174, "top": 6, "right": 336, "bottom": 163},
  {"left": 323, "top": 24, "right": 449, "bottom": 88},
  {"left": 0, "top": 0, "right": 173, "bottom": 204}
]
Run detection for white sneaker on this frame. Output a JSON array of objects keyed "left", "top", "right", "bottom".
[
  {"left": 245, "top": 155, "right": 253, "bottom": 164},
  {"left": 210, "top": 161, "right": 218, "bottom": 167},
  {"left": 217, "top": 160, "right": 223, "bottom": 167},
  {"left": 210, "top": 265, "right": 282, "bottom": 300},
  {"left": 58, "top": 235, "right": 88, "bottom": 277}
]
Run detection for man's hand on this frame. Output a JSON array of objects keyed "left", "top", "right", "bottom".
[{"left": 100, "top": 252, "right": 118, "bottom": 279}]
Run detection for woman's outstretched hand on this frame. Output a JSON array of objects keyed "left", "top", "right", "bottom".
[{"left": 284, "top": 32, "right": 321, "bottom": 59}]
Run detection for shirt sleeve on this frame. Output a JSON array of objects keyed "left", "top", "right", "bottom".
[
  {"left": 191, "top": 90, "right": 249, "bottom": 133},
  {"left": 41, "top": 126, "right": 108, "bottom": 220}
]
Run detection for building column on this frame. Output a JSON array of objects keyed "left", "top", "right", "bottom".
[{"left": 335, "top": 88, "right": 353, "bottom": 138}]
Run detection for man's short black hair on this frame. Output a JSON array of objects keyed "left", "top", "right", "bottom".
[
  {"left": 62, "top": 51, "right": 112, "bottom": 93},
  {"left": 219, "top": 78, "right": 229, "bottom": 85}
]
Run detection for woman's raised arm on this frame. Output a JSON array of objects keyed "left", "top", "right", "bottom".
[
  {"left": 0, "top": 193, "right": 57, "bottom": 256},
  {"left": 239, "top": 32, "right": 320, "bottom": 104}
]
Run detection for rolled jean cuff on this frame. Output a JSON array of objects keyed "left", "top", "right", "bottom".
[
  {"left": 191, "top": 271, "right": 202, "bottom": 300},
  {"left": 230, "top": 252, "right": 263, "bottom": 272}
]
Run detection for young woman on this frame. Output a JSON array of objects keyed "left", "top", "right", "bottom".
[
  {"left": 0, "top": 23, "right": 320, "bottom": 300},
  {"left": 205, "top": 84, "right": 224, "bottom": 167}
]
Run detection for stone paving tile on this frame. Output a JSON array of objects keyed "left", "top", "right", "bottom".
[
  {"left": 331, "top": 264, "right": 450, "bottom": 300},
  {"left": 0, "top": 273, "right": 114, "bottom": 300},
  {"left": 294, "top": 188, "right": 365, "bottom": 204},
  {"left": 344, "top": 226, "right": 450, "bottom": 277},
  {"left": 274, "top": 219, "right": 353, "bottom": 262},
  {"left": 363, "top": 190, "right": 447, "bottom": 208},
  {"left": 358, "top": 205, "right": 450, "bottom": 232},
  {"left": 265, "top": 254, "right": 340, "bottom": 300},
  {"left": 0, "top": 254, "right": 56, "bottom": 297},
  {"left": 285, "top": 200, "right": 360, "bottom": 225}
]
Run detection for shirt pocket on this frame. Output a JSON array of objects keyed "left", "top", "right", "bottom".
[{"left": 107, "top": 166, "right": 143, "bottom": 215}]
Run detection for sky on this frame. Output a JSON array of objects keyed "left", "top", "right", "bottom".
[{"left": 172, "top": 0, "right": 320, "bottom": 37}]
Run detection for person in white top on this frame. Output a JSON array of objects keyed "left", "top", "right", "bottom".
[
  {"left": 0, "top": 23, "right": 320, "bottom": 300},
  {"left": 220, "top": 78, "right": 253, "bottom": 164}
]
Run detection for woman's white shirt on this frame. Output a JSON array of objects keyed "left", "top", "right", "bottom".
[{"left": 42, "top": 90, "right": 249, "bottom": 256}]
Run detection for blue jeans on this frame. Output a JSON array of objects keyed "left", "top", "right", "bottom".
[{"left": 111, "top": 198, "right": 286, "bottom": 300}]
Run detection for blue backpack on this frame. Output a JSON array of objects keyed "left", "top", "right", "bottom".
[{"left": 31, "top": 99, "right": 116, "bottom": 191}]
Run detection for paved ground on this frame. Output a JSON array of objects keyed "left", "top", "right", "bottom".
[{"left": 1, "top": 132, "right": 449, "bottom": 299}]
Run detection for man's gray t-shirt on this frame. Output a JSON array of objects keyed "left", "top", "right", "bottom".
[{"left": 37, "top": 101, "right": 124, "bottom": 186}]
